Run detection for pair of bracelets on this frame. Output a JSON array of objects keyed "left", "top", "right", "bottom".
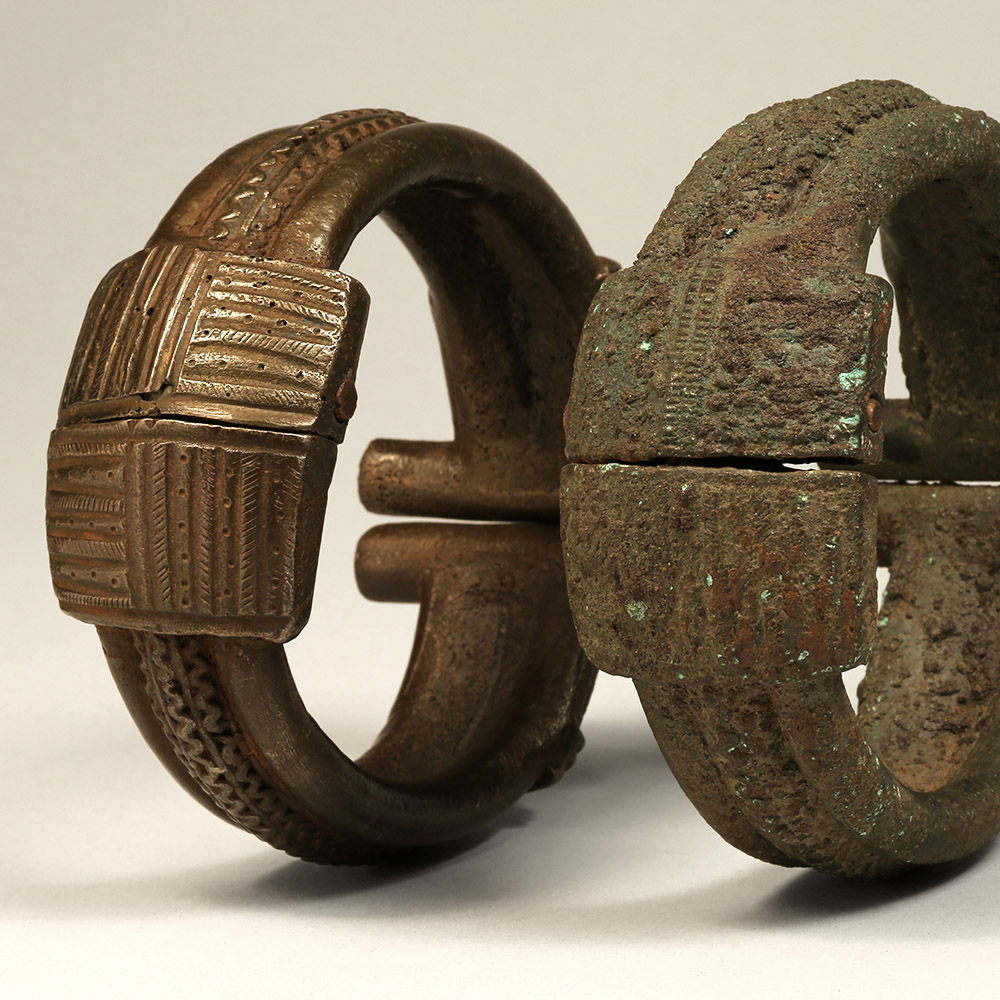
[{"left": 49, "top": 82, "right": 1000, "bottom": 880}]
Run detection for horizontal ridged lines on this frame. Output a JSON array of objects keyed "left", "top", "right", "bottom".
[
  {"left": 175, "top": 257, "right": 350, "bottom": 411},
  {"left": 47, "top": 439, "right": 129, "bottom": 606}
]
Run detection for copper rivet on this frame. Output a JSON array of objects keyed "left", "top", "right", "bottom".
[
  {"left": 866, "top": 395, "right": 883, "bottom": 433},
  {"left": 334, "top": 378, "right": 358, "bottom": 422}
]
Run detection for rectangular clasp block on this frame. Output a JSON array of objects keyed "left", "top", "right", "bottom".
[
  {"left": 567, "top": 250, "right": 891, "bottom": 465},
  {"left": 561, "top": 464, "right": 877, "bottom": 684},
  {"left": 47, "top": 419, "right": 336, "bottom": 641},
  {"left": 58, "top": 245, "right": 369, "bottom": 441}
]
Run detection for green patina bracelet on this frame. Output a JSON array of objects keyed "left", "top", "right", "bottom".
[{"left": 563, "top": 80, "right": 1000, "bottom": 879}]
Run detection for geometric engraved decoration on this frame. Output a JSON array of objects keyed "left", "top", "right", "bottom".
[
  {"left": 58, "top": 245, "right": 369, "bottom": 440},
  {"left": 47, "top": 418, "right": 336, "bottom": 641}
]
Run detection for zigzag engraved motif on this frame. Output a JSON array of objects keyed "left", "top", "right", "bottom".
[
  {"left": 207, "top": 110, "right": 421, "bottom": 248},
  {"left": 56, "top": 589, "right": 131, "bottom": 609},
  {"left": 135, "top": 632, "right": 351, "bottom": 862},
  {"left": 77, "top": 110, "right": 435, "bottom": 858}
]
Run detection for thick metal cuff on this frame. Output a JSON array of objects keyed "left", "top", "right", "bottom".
[
  {"left": 49, "top": 110, "right": 604, "bottom": 863},
  {"left": 563, "top": 81, "right": 1000, "bottom": 878}
]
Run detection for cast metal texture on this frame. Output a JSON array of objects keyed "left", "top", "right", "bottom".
[
  {"left": 49, "top": 110, "right": 606, "bottom": 863},
  {"left": 562, "top": 80, "right": 1000, "bottom": 878}
]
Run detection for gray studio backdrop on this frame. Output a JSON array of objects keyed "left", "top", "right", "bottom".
[{"left": 3, "top": 2, "right": 997, "bottom": 998}]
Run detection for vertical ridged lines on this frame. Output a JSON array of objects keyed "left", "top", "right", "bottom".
[
  {"left": 191, "top": 443, "right": 215, "bottom": 615},
  {"left": 236, "top": 450, "right": 260, "bottom": 616},
  {"left": 121, "top": 438, "right": 301, "bottom": 618},
  {"left": 62, "top": 243, "right": 207, "bottom": 408},
  {"left": 215, "top": 447, "right": 237, "bottom": 617},
  {"left": 147, "top": 441, "right": 172, "bottom": 608},
  {"left": 123, "top": 439, "right": 149, "bottom": 610}
]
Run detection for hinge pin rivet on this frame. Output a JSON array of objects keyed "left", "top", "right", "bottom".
[
  {"left": 334, "top": 378, "right": 358, "bottom": 422},
  {"left": 866, "top": 395, "right": 883, "bottom": 433}
]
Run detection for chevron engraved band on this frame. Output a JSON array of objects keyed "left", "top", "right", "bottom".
[
  {"left": 47, "top": 418, "right": 336, "bottom": 641},
  {"left": 46, "top": 109, "right": 609, "bottom": 863},
  {"left": 58, "top": 244, "right": 369, "bottom": 441}
]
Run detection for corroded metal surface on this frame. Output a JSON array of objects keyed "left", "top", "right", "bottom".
[
  {"left": 561, "top": 465, "right": 877, "bottom": 685},
  {"left": 566, "top": 80, "right": 1000, "bottom": 479},
  {"left": 563, "top": 80, "right": 1000, "bottom": 878},
  {"left": 49, "top": 110, "right": 603, "bottom": 862}
]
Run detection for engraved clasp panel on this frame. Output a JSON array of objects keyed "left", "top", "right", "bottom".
[{"left": 48, "top": 245, "right": 368, "bottom": 641}]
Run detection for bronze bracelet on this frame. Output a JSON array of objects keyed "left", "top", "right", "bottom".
[
  {"left": 563, "top": 81, "right": 1000, "bottom": 878},
  {"left": 47, "top": 110, "right": 606, "bottom": 863}
]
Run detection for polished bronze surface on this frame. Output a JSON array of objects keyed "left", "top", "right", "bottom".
[
  {"left": 563, "top": 80, "right": 1000, "bottom": 878},
  {"left": 48, "top": 110, "right": 605, "bottom": 862}
]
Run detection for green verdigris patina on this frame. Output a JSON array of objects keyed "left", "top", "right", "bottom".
[{"left": 562, "top": 80, "right": 1000, "bottom": 878}]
